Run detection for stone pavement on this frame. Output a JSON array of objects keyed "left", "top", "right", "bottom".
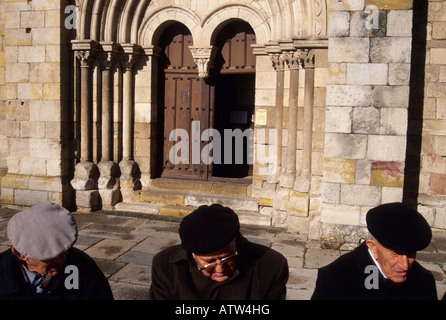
[{"left": 0, "top": 206, "right": 445, "bottom": 300}]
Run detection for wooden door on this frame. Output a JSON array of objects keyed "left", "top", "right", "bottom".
[{"left": 161, "top": 29, "right": 211, "bottom": 180}]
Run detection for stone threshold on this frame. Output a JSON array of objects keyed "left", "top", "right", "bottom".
[{"left": 114, "top": 178, "right": 271, "bottom": 227}]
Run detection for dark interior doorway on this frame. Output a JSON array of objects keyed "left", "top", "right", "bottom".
[
  {"left": 211, "top": 20, "right": 256, "bottom": 179},
  {"left": 212, "top": 73, "right": 255, "bottom": 178}
]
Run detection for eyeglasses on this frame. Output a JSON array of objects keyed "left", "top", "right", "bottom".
[{"left": 195, "top": 251, "right": 238, "bottom": 271}]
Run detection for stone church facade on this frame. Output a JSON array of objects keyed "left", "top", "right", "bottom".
[{"left": 0, "top": 0, "right": 444, "bottom": 246}]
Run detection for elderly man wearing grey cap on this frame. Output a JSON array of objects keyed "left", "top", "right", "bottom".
[
  {"left": 149, "top": 203, "right": 289, "bottom": 300},
  {"left": 0, "top": 202, "right": 113, "bottom": 300},
  {"left": 311, "top": 202, "right": 437, "bottom": 300}
]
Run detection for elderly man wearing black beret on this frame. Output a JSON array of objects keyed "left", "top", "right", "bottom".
[
  {"left": 149, "top": 203, "right": 289, "bottom": 300},
  {"left": 0, "top": 202, "right": 114, "bottom": 300},
  {"left": 311, "top": 202, "right": 437, "bottom": 300}
]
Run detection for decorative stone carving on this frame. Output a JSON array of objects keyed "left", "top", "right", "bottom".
[
  {"left": 75, "top": 50, "right": 95, "bottom": 67},
  {"left": 298, "top": 49, "right": 315, "bottom": 69},
  {"left": 189, "top": 46, "right": 217, "bottom": 78},
  {"left": 269, "top": 53, "right": 287, "bottom": 71},
  {"left": 70, "top": 161, "right": 100, "bottom": 191}
]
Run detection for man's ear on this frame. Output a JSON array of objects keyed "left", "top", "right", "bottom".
[
  {"left": 11, "top": 246, "right": 27, "bottom": 261},
  {"left": 366, "top": 239, "right": 378, "bottom": 260}
]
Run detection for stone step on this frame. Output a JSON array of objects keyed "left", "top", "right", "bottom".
[
  {"left": 134, "top": 188, "right": 259, "bottom": 212},
  {"left": 128, "top": 184, "right": 271, "bottom": 226},
  {"left": 114, "top": 202, "right": 162, "bottom": 215},
  {"left": 114, "top": 202, "right": 271, "bottom": 227},
  {"left": 149, "top": 178, "right": 251, "bottom": 197}
]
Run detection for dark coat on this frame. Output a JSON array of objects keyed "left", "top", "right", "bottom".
[
  {"left": 0, "top": 247, "right": 114, "bottom": 300},
  {"left": 149, "top": 235, "right": 289, "bottom": 300},
  {"left": 311, "top": 242, "right": 437, "bottom": 300}
]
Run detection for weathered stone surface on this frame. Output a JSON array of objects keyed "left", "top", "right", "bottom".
[
  {"left": 372, "top": 85, "right": 410, "bottom": 108},
  {"left": 367, "top": 135, "right": 407, "bottom": 161},
  {"left": 325, "top": 106, "right": 352, "bottom": 133},
  {"left": 326, "top": 85, "right": 372, "bottom": 107},
  {"left": 340, "top": 184, "right": 382, "bottom": 207},
  {"left": 387, "top": 10, "right": 413, "bottom": 37},
  {"left": 71, "top": 161, "right": 99, "bottom": 191},
  {"left": 287, "top": 191, "right": 309, "bottom": 216},
  {"left": 371, "top": 161, "right": 405, "bottom": 187},
  {"left": 328, "top": 37, "right": 370, "bottom": 63},
  {"left": 328, "top": 11, "right": 350, "bottom": 37},
  {"left": 365, "top": 0, "right": 413, "bottom": 10},
  {"left": 430, "top": 174, "right": 446, "bottom": 195},
  {"left": 321, "top": 203, "right": 361, "bottom": 225},
  {"left": 75, "top": 190, "right": 100, "bottom": 211},
  {"left": 323, "top": 158, "right": 356, "bottom": 184},
  {"left": 324, "top": 133, "right": 367, "bottom": 159},
  {"left": 370, "top": 37, "right": 412, "bottom": 63},
  {"left": 346, "top": 63, "right": 388, "bottom": 85},
  {"left": 352, "top": 107, "right": 380, "bottom": 134}
]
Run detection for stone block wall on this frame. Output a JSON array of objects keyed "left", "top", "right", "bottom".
[
  {"left": 0, "top": 0, "right": 73, "bottom": 207},
  {"left": 0, "top": 0, "right": 6, "bottom": 183},
  {"left": 418, "top": 0, "right": 446, "bottom": 229},
  {"left": 321, "top": 0, "right": 415, "bottom": 245}
]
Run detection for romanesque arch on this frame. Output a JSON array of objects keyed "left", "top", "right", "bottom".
[{"left": 70, "top": 0, "right": 328, "bottom": 216}]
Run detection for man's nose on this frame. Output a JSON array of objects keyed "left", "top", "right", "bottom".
[
  {"left": 214, "top": 262, "right": 224, "bottom": 273},
  {"left": 399, "top": 254, "right": 410, "bottom": 270}
]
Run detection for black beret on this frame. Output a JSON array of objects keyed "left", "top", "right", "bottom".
[
  {"left": 366, "top": 202, "right": 432, "bottom": 252},
  {"left": 179, "top": 204, "right": 240, "bottom": 254}
]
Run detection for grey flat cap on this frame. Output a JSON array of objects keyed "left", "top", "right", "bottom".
[{"left": 7, "top": 202, "right": 78, "bottom": 260}]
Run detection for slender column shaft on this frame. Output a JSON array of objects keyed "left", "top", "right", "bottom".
[
  {"left": 286, "top": 64, "right": 299, "bottom": 176},
  {"left": 79, "top": 56, "right": 92, "bottom": 162},
  {"left": 102, "top": 66, "right": 112, "bottom": 161},
  {"left": 275, "top": 68, "right": 284, "bottom": 171},
  {"left": 270, "top": 53, "right": 286, "bottom": 180},
  {"left": 122, "top": 67, "right": 133, "bottom": 160},
  {"left": 302, "top": 67, "right": 314, "bottom": 175}
]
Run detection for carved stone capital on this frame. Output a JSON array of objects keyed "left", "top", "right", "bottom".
[
  {"left": 120, "top": 52, "right": 139, "bottom": 71},
  {"left": 189, "top": 45, "right": 217, "bottom": 78},
  {"left": 72, "top": 40, "right": 100, "bottom": 68},
  {"left": 269, "top": 53, "right": 287, "bottom": 71},
  {"left": 120, "top": 43, "right": 141, "bottom": 71},
  {"left": 75, "top": 50, "right": 96, "bottom": 68},
  {"left": 100, "top": 42, "right": 121, "bottom": 70},
  {"left": 98, "top": 51, "right": 116, "bottom": 70},
  {"left": 283, "top": 51, "right": 302, "bottom": 70},
  {"left": 298, "top": 49, "right": 315, "bottom": 69}
]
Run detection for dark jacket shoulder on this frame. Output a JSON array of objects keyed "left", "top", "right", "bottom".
[
  {"left": 0, "top": 247, "right": 113, "bottom": 300},
  {"left": 311, "top": 242, "right": 437, "bottom": 300}
]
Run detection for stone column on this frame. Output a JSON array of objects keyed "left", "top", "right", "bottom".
[
  {"left": 98, "top": 43, "right": 120, "bottom": 209},
  {"left": 71, "top": 40, "right": 100, "bottom": 211},
  {"left": 281, "top": 50, "right": 301, "bottom": 188},
  {"left": 295, "top": 49, "right": 315, "bottom": 192},
  {"left": 77, "top": 50, "right": 94, "bottom": 162},
  {"left": 119, "top": 44, "right": 141, "bottom": 202},
  {"left": 268, "top": 53, "right": 286, "bottom": 183}
]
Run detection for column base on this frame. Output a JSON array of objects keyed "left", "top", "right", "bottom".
[
  {"left": 71, "top": 161, "right": 99, "bottom": 211},
  {"left": 119, "top": 159, "right": 141, "bottom": 202},
  {"left": 75, "top": 190, "right": 100, "bottom": 212},
  {"left": 70, "top": 161, "right": 99, "bottom": 191},
  {"left": 98, "top": 161, "right": 121, "bottom": 208},
  {"left": 294, "top": 170, "right": 310, "bottom": 193},
  {"left": 280, "top": 169, "right": 296, "bottom": 188}
]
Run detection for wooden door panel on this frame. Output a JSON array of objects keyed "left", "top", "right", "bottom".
[
  {"left": 162, "top": 74, "right": 210, "bottom": 180},
  {"left": 163, "top": 75, "right": 177, "bottom": 171}
]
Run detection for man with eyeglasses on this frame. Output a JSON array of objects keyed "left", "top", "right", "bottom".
[{"left": 149, "top": 204, "right": 289, "bottom": 300}]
